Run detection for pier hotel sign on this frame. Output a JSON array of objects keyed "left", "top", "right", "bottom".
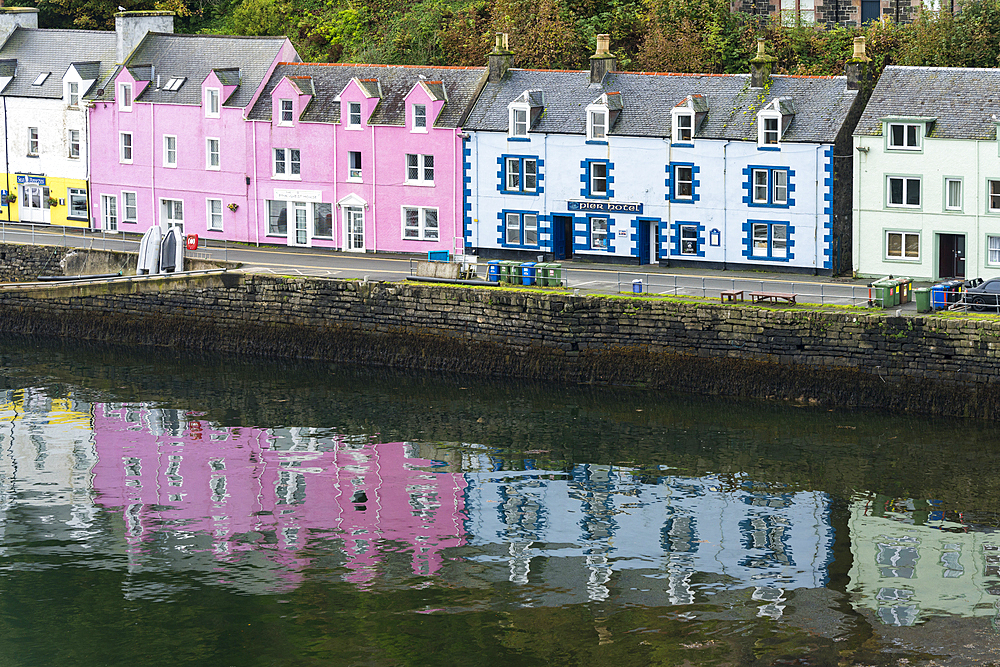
[{"left": 567, "top": 200, "right": 643, "bottom": 214}]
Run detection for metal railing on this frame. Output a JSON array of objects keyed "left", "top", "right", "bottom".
[{"left": 615, "top": 272, "right": 872, "bottom": 307}]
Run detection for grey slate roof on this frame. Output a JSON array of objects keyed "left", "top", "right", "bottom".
[
  {"left": 0, "top": 27, "right": 116, "bottom": 99},
  {"left": 463, "top": 69, "right": 858, "bottom": 143},
  {"left": 247, "top": 63, "right": 486, "bottom": 127},
  {"left": 89, "top": 32, "right": 292, "bottom": 108},
  {"left": 855, "top": 65, "right": 1000, "bottom": 140}
]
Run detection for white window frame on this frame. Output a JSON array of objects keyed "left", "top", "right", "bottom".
[
  {"left": 672, "top": 110, "right": 694, "bottom": 143},
  {"left": 161, "top": 198, "right": 184, "bottom": 227},
  {"left": 590, "top": 216, "right": 608, "bottom": 249},
  {"left": 67, "top": 81, "right": 79, "bottom": 107},
  {"left": 67, "top": 188, "right": 88, "bottom": 219},
  {"left": 505, "top": 157, "right": 537, "bottom": 193},
  {"left": 27, "top": 127, "right": 38, "bottom": 156},
  {"left": 279, "top": 98, "right": 293, "bottom": 125},
  {"left": 588, "top": 109, "right": 607, "bottom": 141},
  {"left": 773, "top": 169, "right": 788, "bottom": 205},
  {"left": 780, "top": 0, "right": 815, "bottom": 25},
  {"left": 206, "top": 88, "right": 220, "bottom": 118},
  {"left": 589, "top": 162, "right": 608, "bottom": 197},
  {"left": 68, "top": 129, "right": 80, "bottom": 159},
  {"left": 887, "top": 122, "right": 921, "bottom": 150},
  {"left": 759, "top": 113, "right": 781, "bottom": 146},
  {"left": 750, "top": 222, "right": 788, "bottom": 259},
  {"left": 886, "top": 230, "right": 920, "bottom": 260},
  {"left": 101, "top": 194, "right": 118, "bottom": 231},
  {"left": 680, "top": 224, "right": 698, "bottom": 255},
  {"left": 674, "top": 165, "right": 693, "bottom": 200},
  {"left": 163, "top": 135, "right": 177, "bottom": 168},
  {"left": 412, "top": 104, "right": 427, "bottom": 132},
  {"left": 119, "top": 132, "right": 132, "bottom": 163},
  {"left": 119, "top": 82, "right": 132, "bottom": 111},
  {"left": 989, "top": 234, "right": 1000, "bottom": 266},
  {"left": 887, "top": 176, "right": 921, "bottom": 208},
  {"left": 207, "top": 198, "right": 223, "bottom": 231},
  {"left": 206, "top": 137, "right": 220, "bottom": 170},
  {"left": 122, "top": 190, "right": 137, "bottom": 223},
  {"left": 753, "top": 169, "right": 768, "bottom": 203},
  {"left": 273, "top": 147, "right": 301, "bottom": 179},
  {"left": 504, "top": 212, "right": 538, "bottom": 246},
  {"left": 348, "top": 151, "right": 362, "bottom": 181},
  {"left": 509, "top": 105, "right": 529, "bottom": 138},
  {"left": 405, "top": 153, "right": 434, "bottom": 186},
  {"left": 347, "top": 101, "right": 362, "bottom": 128},
  {"left": 945, "top": 178, "right": 963, "bottom": 211},
  {"left": 402, "top": 206, "right": 439, "bottom": 241},
  {"left": 989, "top": 179, "right": 1000, "bottom": 212}
]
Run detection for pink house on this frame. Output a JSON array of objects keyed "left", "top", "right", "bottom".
[
  {"left": 245, "top": 63, "right": 485, "bottom": 253},
  {"left": 90, "top": 404, "right": 468, "bottom": 590},
  {"left": 87, "top": 28, "right": 298, "bottom": 240}
]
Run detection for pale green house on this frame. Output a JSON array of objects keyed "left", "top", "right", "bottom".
[{"left": 854, "top": 66, "right": 1000, "bottom": 281}]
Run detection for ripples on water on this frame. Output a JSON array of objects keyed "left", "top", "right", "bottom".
[{"left": 0, "top": 337, "right": 998, "bottom": 666}]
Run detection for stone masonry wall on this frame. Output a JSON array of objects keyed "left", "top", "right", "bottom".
[{"left": 1, "top": 271, "right": 1000, "bottom": 418}]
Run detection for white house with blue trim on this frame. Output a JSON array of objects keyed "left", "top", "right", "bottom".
[{"left": 463, "top": 35, "right": 869, "bottom": 275}]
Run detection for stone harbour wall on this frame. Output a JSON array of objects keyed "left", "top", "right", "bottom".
[{"left": 2, "top": 270, "right": 1000, "bottom": 417}]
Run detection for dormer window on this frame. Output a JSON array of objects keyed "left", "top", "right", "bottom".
[
  {"left": 348, "top": 102, "right": 362, "bottom": 127},
  {"left": 119, "top": 82, "right": 132, "bottom": 111},
  {"left": 757, "top": 97, "right": 793, "bottom": 148},
  {"left": 674, "top": 112, "right": 693, "bottom": 142},
  {"left": 206, "top": 88, "right": 220, "bottom": 118},
  {"left": 888, "top": 123, "right": 920, "bottom": 149},
  {"left": 413, "top": 104, "right": 427, "bottom": 131},
  {"left": 67, "top": 81, "right": 79, "bottom": 107},
  {"left": 32, "top": 72, "right": 49, "bottom": 86},
  {"left": 589, "top": 110, "right": 606, "bottom": 140},
  {"left": 511, "top": 107, "right": 528, "bottom": 137},
  {"left": 280, "top": 99, "right": 293, "bottom": 125}
]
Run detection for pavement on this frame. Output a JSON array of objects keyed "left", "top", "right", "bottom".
[{"left": 0, "top": 221, "right": 931, "bottom": 310}]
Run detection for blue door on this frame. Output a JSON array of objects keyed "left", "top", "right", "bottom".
[{"left": 636, "top": 220, "right": 650, "bottom": 265}]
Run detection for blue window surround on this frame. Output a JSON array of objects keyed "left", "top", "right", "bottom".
[
  {"left": 665, "top": 162, "right": 701, "bottom": 203},
  {"left": 742, "top": 165, "right": 795, "bottom": 208},
  {"left": 507, "top": 137, "right": 530, "bottom": 143},
  {"left": 585, "top": 140, "right": 608, "bottom": 145},
  {"left": 580, "top": 158, "right": 613, "bottom": 199},
  {"left": 463, "top": 140, "right": 472, "bottom": 248},
  {"left": 498, "top": 209, "right": 544, "bottom": 249},
  {"left": 822, "top": 147, "right": 833, "bottom": 270},
  {"left": 497, "top": 154, "right": 543, "bottom": 196},
  {"left": 757, "top": 146, "right": 781, "bottom": 152},
  {"left": 670, "top": 220, "right": 706, "bottom": 258},
  {"left": 742, "top": 219, "right": 795, "bottom": 262},
  {"left": 581, "top": 213, "right": 614, "bottom": 252}
]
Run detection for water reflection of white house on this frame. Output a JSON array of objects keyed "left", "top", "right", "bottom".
[
  {"left": 462, "top": 456, "right": 833, "bottom": 614},
  {"left": 848, "top": 498, "right": 1000, "bottom": 626},
  {"left": 0, "top": 388, "right": 99, "bottom": 551}
]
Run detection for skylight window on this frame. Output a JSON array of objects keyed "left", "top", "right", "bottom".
[
  {"left": 162, "top": 77, "right": 186, "bottom": 91},
  {"left": 32, "top": 72, "right": 49, "bottom": 86}
]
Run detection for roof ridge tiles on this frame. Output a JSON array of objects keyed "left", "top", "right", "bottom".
[{"left": 275, "top": 62, "right": 483, "bottom": 70}]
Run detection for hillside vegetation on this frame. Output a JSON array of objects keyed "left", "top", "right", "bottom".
[{"left": 22, "top": 0, "right": 1000, "bottom": 76}]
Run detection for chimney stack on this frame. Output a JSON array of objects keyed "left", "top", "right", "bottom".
[
  {"left": 590, "top": 34, "right": 616, "bottom": 84},
  {"left": 846, "top": 36, "right": 871, "bottom": 91},
  {"left": 750, "top": 38, "right": 775, "bottom": 89},
  {"left": 487, "top": 33, "right": 513, "bottom": 83},
  {"left": 0, "top": 8, "right": 38, "bottom": 41},
  {"left": 116, "top": 11, "right": 175, "bottom": 64}
]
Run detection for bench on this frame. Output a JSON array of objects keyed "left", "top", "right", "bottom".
[
  {"left": 720, "top": 289, "right": 744, "bottom": 303},
  {"left": 749, "top": 291, "right": 797, "bottom": 305}
]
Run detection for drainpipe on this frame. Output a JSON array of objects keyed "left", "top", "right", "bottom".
[
  {"left": 252, "top": 119, "right": 259, "bottom": 246},
  {"left": 150, "top": 100, "right": 155, "bottom": 231},
  {"left": 722, "top": 141, "right": 729, "bottom": 271},
  {"left": 3, "top": 96, "right": 8, "bottom": 222},
  {"left": 332, "top": 114, "right": 338, "bottom": 250},
  {"left": 370, "top": 114, "right": 376, "bottom": 253},
  {"left": 453, "top": 127, "right": 458, "bottom": 255},
  {"left": 84, "top": 99, "right": 90, "bottom": 228}
]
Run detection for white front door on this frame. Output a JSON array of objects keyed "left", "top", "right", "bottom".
[
  {"left": 160, "top": 198, "right": 183, "bottom": 233},
  {"left": 20, "top": 184, "right": 49, "bottom": 223},
  {"left": 289, "top": 201, "right": 311, "bottom": 247},
  {"left": 344, "top": 206, "right": 364, "bottom": 252}
]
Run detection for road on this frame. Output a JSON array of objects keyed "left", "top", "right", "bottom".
[{"left": 0, "top": 222, "right": 897, "bottom": 308}]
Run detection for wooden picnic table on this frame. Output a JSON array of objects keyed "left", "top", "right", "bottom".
[
  {"left": 749, "top": 291, "right": 797, "bottom": 305},
  {"left": 720, "top": 289, "right": 744, "bottom": 303}
]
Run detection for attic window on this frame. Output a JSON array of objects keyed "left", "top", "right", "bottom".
[
  {"left": 589, "top": 110, "right": 606, "bottom": 140},
  {"left": 762, "top": 117, "right": 779, "bottom": 144},
  {"left": 32, "top": 72, "right": 49, "bottom": 86},
  {"left": 757, "top": 98, "right": 793, "bottom": 147},
  {"left": 511, "top": 108, "right": 528, "bottom": 137},
  {"left": 162, "top": 77, "right": 186, "bottom": 91},
  {"left": 673, "top": 112, "right": 693, "bottom": 143}
]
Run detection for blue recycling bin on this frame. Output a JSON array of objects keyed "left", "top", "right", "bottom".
[
  {"left": 930, "top": 283, "right": 948, "bottom": 309},
  {"left": 632, "top": 279, "right": 643, "bottom": 294},
  {"left": 487, "top": 260, "right": 500, "bottom": 282},
  {"left": 520, "top": 262, "right": 536, "bottom": 286}
]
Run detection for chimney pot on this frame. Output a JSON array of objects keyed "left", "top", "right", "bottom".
[
  {"left": 852, "top": 36, "right": 870, "bottom": 61},
  {"left": 596, "top": 34, "right": 610, "bottom": 55},
  {"left": 488, "top": 32, "right": 512, "bottom": 83}
]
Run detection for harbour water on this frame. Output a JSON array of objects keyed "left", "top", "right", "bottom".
[{"left": 0, "top": 335, "right": 998, "bottom": 666}]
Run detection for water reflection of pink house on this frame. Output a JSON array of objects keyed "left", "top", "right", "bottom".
[{"left": 90, "top": 404, "right": 466, "bottom": 589}]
